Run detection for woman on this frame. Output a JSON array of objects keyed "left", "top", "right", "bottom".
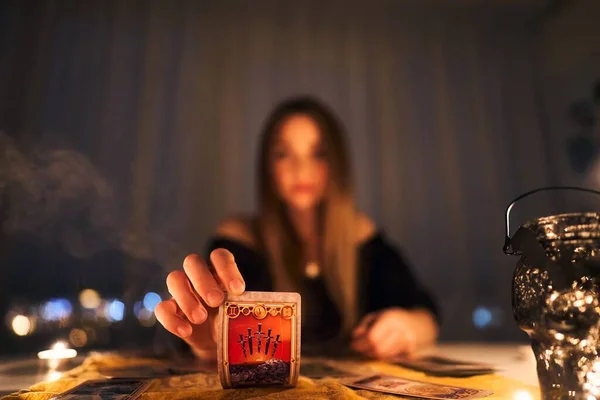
[{"left": 155, "top": 96, "right": 439, "bottom": 360}]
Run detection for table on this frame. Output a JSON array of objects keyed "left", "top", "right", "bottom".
[
  {"left": 418, "top": 343, "right": 539, "bottom": 387},
  {"left": 1, "top": 342, "right": 540, "bottom": 399}
]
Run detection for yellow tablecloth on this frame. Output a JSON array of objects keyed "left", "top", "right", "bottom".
[{"left": 3, "top": 353, "right": 540, "bottom": 399}]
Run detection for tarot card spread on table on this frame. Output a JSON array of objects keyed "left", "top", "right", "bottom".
[
  {"left": 393, "top": 355, "right": 496, "bottom": 377},
  {"left": 50, "top": 378, "right": 151, "bottom": 400},
  {"left": 217, "top": 291, "right": 301, "bottom": 388},
  {"left": 341, "top": 375, "right": 493, "bottom": 399}
]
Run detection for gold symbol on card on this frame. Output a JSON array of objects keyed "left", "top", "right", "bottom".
[
  {"left": 253, "top": 304, "right": 267, "bottom": 319},
  {"left": 226, "top": 304, "right": 240, "bottom": 319},
  {"left": 281, "top": 305, "right": 294, "bottom": 319}
]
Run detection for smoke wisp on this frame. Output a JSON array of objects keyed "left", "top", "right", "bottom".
[{"left": 0, "top": 131, "right": 183, "bottom": 266}]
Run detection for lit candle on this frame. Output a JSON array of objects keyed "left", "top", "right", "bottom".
[{"left": 38, "top": 341, "right": 77, "bottom": 369}]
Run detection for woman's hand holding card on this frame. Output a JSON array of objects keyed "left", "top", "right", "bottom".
[{"left": 155, "top": 249, "right": 246, "bottom": 358}]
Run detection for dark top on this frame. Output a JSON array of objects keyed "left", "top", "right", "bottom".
[
  {"left": 206, "top": 232, "right": 439, "bottom": 344},
  {"left": 152, "top": 231, "right": 439, "bottom": 359}
]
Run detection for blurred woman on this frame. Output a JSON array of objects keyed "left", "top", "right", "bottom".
[{"left": 156, "top": 96, "right": 439, "bottom": 360}]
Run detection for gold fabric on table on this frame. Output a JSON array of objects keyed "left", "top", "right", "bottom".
[{"left": 3, "top": 353, "right": 539, "bottom": 399}]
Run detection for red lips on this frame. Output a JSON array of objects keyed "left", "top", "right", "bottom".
[{"left": 291, "top": 184, "right": 314, "bottom": 194}]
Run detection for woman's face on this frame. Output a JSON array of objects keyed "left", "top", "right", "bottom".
[{"left": 271, "top": 113, "right": 329, "bottom": 211}]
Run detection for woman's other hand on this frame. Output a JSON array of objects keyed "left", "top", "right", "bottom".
[
  {"left": 155, "top": 249, "right": 246, "bottom": 358},
  {"left": 350, "top": 307, "right": 438, "bottom": 360}
]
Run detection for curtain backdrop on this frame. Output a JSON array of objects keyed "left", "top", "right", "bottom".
[{"left": 0, "top": 0, "right": 560, "bottom": 341}]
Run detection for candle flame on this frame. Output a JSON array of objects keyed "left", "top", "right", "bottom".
[{"left": 53, "top": 341, "right": 67, "bottom": 350}]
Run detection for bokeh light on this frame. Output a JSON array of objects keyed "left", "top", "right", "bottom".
[
  {"left": 138, "top": 307, "right": 156, "bottom": 327},
  {"left": 106, "top": 300, "right": 125, "bottom": 322},
  {"left": 143, "top": 292, "right": 161, "bottom": 312},
  {"left": 41, "top": 298, "right": 73, "bottom": 321},
  {"left": 11, "top": 315, "right": 32, "bottom": 336},
  {"left": 79, "top": 289, "right": 101, "bottom": 309},
  {"left": 133, "top": 301, "right": 143, "bottom": 318},
  {"left": 473, "top": 306, "right": 492, "bottom": 329},
  {"left": 69, "top": 328, "right": 88, "bottom": 347}
]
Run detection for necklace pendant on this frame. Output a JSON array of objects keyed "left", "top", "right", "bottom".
[{"left": 305, "top": 262, "right": 320, "bottom": 279}]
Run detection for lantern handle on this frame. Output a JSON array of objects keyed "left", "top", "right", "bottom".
[{"left": 503, "top": 186, "right": 600, "bottom": 255}]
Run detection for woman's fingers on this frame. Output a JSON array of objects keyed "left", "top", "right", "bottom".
[
  {"left": 372, "top": 331, "right": 404, "bottom": 359},
  {"left": 163, "top": 249, "right": 243, "bottom": 329},
  {"left": 352, "top": 328, "right": 408, "bottom": 359},
  {"left": 157, "top": 250, "right": 244, "bottom": 355},
  {"left": 352, "top": 312, "right": 378, "bottom": 339},
  {"left": 166, "top": 270, "right": 207, "bottom": 324},
  {"left": 155, "top": 298, "right": 193, "bottom": 338},
  {"left": 351, "top": 337, "right": 374, "bottom": 354},
  {"left": 365, "top": 316, "right": 394, "bottom": 345},
  {"left": 352, "top": 313, "right": 411, "bottom": 359},
  {"left": 183, "top": 254, "right": 225, "bottom": 308},
  {"left": 352, "top": 315, "right": 387, "bottom": 349},
  {"left": 159, "top": 250, "right": 244, "bottom": 347},
  {"left": 351, "top": 313, "right": 378, "bottom": 355},
  {"left": 210, "top": 248, "right": 246, "bottom": 295}
]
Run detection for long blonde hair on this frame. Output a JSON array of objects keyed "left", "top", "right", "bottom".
[{"left": 257, "top": 97, "right": 358, "bottom": 332}]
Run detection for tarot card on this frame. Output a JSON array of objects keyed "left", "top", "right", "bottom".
[
  {"left": 217, "top": 291, "right": 301, "bottom": 388},
  {"left": 393, "top": 355, "right": 496, "bottom": 377},
  {"left": 50, "top": 378, "right": 151, "bottom": 400},
  {"left": 341, "top": 375, "right": 493, "bottom": 399}
]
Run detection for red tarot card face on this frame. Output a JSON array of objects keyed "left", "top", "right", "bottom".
[{"left": 217, "top": 291, "right": 301, "bottom": 388}]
